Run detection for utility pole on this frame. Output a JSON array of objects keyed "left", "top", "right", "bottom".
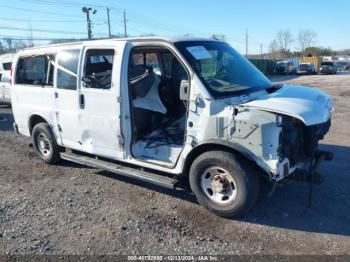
[
  {"left": 260, "top": 44, "right": 263, "bottom": 58},
  {"left": 123, "top": 10, "right": 128, "bottom": 37},
  {"left": 106, "top": 7, "right": 111, "bottom": 38},
  {"left": 28, "top": 21, "right": 33, "bottom": 47},
  {"left": 82, "top": 7, "right": 97, "bottom": 40},
  {"left": 245, "top": 29, "right": 248, "bottom": 57}
]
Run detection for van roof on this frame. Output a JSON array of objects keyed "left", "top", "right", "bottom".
[
  {"left": 17, "top": 36, "right": 217, "bottom": 53},
  {"left": 0, "top": 53, "right": 15, "bottom": 61}
]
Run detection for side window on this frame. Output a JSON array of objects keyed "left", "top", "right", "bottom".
[
  {"left": 83, "top": 49, "right": 114, "bottom": 89},
  {"left": 132, "top": 53, "right": 161, "bottom": 75},
  {"left": 16, "top": 55, "right": 53, "bottom": 86},
  {"left": 145, "top": 53, "right": 160, "bottom": 75},
  {"left": 132, "top": 53, "right": 144, "bottom": 66},
  {"left": 2, "top": 62, "right": 11, "bottom": 71},
  {"left": 161, "top": 52, "right": 175, "bottom": 78},
  {"left": 57, "top": 49, "right": 80, "bottom": 90}
]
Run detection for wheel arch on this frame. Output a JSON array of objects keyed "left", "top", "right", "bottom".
[
  {"left": 28, "top": 114, "right": 49, "bottom": 135},
  {"left": 183, "top": 140, "right": 260, "bottom": 177}
]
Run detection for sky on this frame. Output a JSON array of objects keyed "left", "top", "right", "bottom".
[{"left": 0, "top": 0, "right": 349, "bottom": 54}]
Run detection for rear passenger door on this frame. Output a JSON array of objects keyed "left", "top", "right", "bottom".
[
  {"left": 54, "top": 48, "right": 82, "bottom": 149},
  {"left": 78, "top": 45, "right": 123, "bottom": 159}
]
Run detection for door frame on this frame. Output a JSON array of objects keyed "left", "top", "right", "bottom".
[{"left": 123, "top": 41, "right": 192, "bottom": 168}]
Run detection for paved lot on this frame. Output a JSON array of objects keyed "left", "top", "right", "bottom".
[{"left": 0, "top": 73, "right": 349, "bottom": 255}]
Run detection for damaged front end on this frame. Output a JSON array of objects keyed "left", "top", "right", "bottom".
[
  {"left": 239, "top": 84, "right": 334, "bottom": 181},
  {"left": 276, "top": 115, "right": 333, "bottom": 181}
]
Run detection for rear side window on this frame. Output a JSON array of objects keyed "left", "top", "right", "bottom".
[
  {"left": 2, "top": 62, "right": 12, "bottom": 71},
  {"left": 83, "top": 49, "right": 114, "bottom": 89},
  {"left": 15, "top": 55, "right": 54, "bottom": 86},
  {"left": 132, "top": 52, "right": 161, "bottom": 75},
  {"left": 57, "top": 49, "right": 80, "bottom": 90},
  {"left": 162, "top": 53, "right": 175, "bottom": 78}
]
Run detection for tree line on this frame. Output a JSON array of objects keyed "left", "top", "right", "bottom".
[
  {"left": 0, "top": 38, "right": 30, "bottom": 54},
  {"left": 268, "top": 29, "right": 337, "bottom": 59}
]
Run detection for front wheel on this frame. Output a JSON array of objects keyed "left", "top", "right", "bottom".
[
  {"left": 32, "top": 123, "right": 61, "bottom": 164},
  {"left": 189, "top": 151, "right": 260, "bottom": 218}
]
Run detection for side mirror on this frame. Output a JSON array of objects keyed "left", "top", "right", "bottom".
[{"left": 179, "top": 79, "right": 190, "bottom": 101}]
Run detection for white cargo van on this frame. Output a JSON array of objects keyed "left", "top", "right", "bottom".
[{"left": 11, "top": 37, "right": 334, "bottom": 217}]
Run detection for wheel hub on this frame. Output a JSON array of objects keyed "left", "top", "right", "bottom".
[
  {"left": 200, "top": 166, "right": 238, "bottom": 206},
  {"left": 37, "top": 133, "right": 51, "bottom": 156},
  {"left": 39, "top": 140, "right": 47, "bottom": 150},
  {"left": 211, "top": 175, "right": 229, "bottom": 194}
]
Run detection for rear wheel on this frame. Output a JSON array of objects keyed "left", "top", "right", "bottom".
[
  {"left": 32, "top": 123, "right": 61, "bottom": 164},
  {"left": 189, "top": 151, "right": 260, "bottom": 218}
]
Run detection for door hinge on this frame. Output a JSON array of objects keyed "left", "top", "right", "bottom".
[{"left": 54, "top": 92, "right": 59, "bottom": 98}]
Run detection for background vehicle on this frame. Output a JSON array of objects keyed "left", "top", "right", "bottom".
[
  {"left": 0, "top": 71, "right": 11, "bottom": 103},
  {"left": 0, "top": 53, "right": 14, "bottom": 104},
  {"left": 274, "top": 60, "right": 297, "bottom": 74},
  {"left": 296, "top": 63, "right": 317, "bottom": 75},
  {"left": 335, "top": 61, "right": 349, "bottom": 71},
  {"left": 11, "top": 37, "right": 333, "bottom": 218},
  {"left": 319, "top": 61, "right": 337, "bottom": 74},
  {"left": 301, "top": 56, "right": 322, "bottom": 74}
]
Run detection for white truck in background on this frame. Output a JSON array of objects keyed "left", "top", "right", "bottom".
[{"left": 0, "top": 53, "right": 15, "bottom": 104}]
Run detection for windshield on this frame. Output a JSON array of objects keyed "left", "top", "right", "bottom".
[
  {"left": 277, "top": 61, "right": 288, "bottom": 66},
  {"left": 175, "top": 41, "right": 271, "bottom": 97}
]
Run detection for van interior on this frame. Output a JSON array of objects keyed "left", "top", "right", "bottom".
[{"left": 128, "top": 47, "right": 189, "bottom": 164}]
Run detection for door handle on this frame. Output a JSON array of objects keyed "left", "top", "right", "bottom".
[{"left": 79, "top": 94, "right": 85, "bottom": 109}]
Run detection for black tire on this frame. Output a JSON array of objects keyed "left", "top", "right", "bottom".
[
  {"left": 32, "top": 123, "right": 61, "bottom": 164},
  {"left": 189, "top": 151, "right": 260, "bottom": 218}
]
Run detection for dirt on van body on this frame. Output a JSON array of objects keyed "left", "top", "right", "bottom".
[{"left": 0, "top": 73, "right": 350, "bottom": 256}]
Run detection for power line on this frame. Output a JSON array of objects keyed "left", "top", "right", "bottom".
[
  {"left": 0, "top": 17, "right": 97, "bottom": 23},
  {"left": 17, "top": 0, "right": 108, "bottom": 9},
  {"left": 0, "top": 3, "right": 81, "bottom": 17},
  {"left": 0, "top": 35, "right": 84, "bottom": 41},
  {"left": 0, "top": 25, "right": 106, "bottom": 36}
]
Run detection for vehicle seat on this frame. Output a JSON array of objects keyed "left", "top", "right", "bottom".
[
  {"left": 129, "top": 65, "right": 155, "bottom": 98},
  {"left": 129, "top": 65, "right": 159, "bottom": 138}
]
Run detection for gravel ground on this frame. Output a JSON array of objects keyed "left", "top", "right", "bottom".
[{"left": 0, "top": 73, "right": 349, "bottom": 256}]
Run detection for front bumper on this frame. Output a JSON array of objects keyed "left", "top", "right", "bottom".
[
  {"left": 275, "top": 149, "right": 333, "bottom": 181},
  {"left": 320, "top": 69, "right": 334, "bottom": 74}
]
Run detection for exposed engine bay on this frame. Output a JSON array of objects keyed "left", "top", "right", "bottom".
[{"left": 278, "top": 115, "right": 331, "bottom": 168}]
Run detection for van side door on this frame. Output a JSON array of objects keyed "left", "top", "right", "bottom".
[
  {"left": 78, "top": 44, "right": 124, "bottom": 159},
  {"left": 54, "top": 47, "right": 82, "bottom": 149}
]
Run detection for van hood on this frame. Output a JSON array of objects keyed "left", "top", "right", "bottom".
[{"left": 242, "top": 85, "right": 334, "bottom": 126}]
